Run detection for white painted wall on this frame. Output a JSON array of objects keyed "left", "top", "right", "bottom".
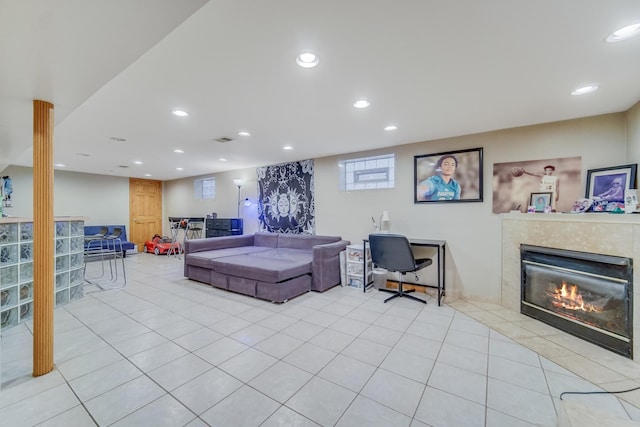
[
  {"left": 0, "top": 165, "right": 130, "bottom": 226},
  {"left": 2, "top": 110, "right": 633, "bottom": 303},
  {"left": 627, "top": 101, "right": 640, "bottom": 164},
  {"left": 316, "top": 113, "right": 627, "bottom": 303},
  {"left": 162, "top": 113, "right": 628, "bottom": 303},
  {"left": 163, "top": 169, "right": 261, "bottom": 235}
]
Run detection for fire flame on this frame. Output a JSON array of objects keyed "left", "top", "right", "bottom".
[{"left": 548, "top": 281, "right": 602, "bottom": 312}]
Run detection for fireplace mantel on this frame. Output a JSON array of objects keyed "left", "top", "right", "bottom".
[
  {"left": 501, "top": 212, "right": 640, "bottom": 358},
  {"left": 502, "top": 211, "right": 640, "bottom": 224}
]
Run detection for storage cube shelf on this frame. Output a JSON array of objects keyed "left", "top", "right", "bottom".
[
  {"left": 0, "top": 218, "right": 84, "bottom": 332},
  {"left": 345, "top": 244, "right": 372, "bottom": 289}
]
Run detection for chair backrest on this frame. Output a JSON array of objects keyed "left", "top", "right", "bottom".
[
  {"left": 107, "top": 227, "right": 123, "bottom": 239},
  {"left": 368, "top": 233, "right": 418, "bottom": 273}
]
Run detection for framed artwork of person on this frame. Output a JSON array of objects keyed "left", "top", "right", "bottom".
[{"left": 414, "top": 147, "right": 483, "bottom": 204}]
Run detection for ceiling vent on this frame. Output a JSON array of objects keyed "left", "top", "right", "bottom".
[
  {"left": 214, "top": 137, "right": 234, "bottom": 143},
  {"left": 118, "top": 165, "right": 130, "bottom": 168}
]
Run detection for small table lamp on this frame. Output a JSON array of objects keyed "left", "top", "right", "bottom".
[{"left": 380, "top": 210, "right": 390, "bottom": 233}]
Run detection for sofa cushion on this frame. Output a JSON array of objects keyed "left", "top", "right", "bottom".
[
  {"left": 252, "top": 248, "right": 313, "bottom": 262},
  {"left": 277, "top": 233, "right": 341, "bottom": 250},
  {"left": 254, "top": 232, "right": 279, "bottom": 248},
  {"left": 256, "top": 275, "right": 311, "bottom": 302},
  {"left": 186, "top": 246, "right": 270, "bottom": 268},
  {"left": 228, "top": 276, "right": 256, "bottom": 296},
  {"left": 211, "top": 253, "right": 311, "bottom": 283}
]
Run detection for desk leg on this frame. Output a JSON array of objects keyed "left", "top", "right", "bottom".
[{"left": 439, "top": 245, "right": 446, "bottom": 306}]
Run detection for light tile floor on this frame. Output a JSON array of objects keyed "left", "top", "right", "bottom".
[{"left": 2, "top": 254, "right": 640, "bottom": 426}]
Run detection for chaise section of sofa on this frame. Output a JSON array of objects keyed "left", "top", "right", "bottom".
[{"left": 184, "top": 232, "right": 349, "bottom": 302}]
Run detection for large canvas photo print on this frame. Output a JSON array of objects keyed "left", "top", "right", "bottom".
[
  {"left": 492, "top": 156, "right": 582, "bottom": 213},
  {"left": 414, "top": 147, "right": 483, "bottom": 204}
]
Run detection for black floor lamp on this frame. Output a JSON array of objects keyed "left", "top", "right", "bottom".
[{"left": 233, "top": 178, "right": 242, "bottom": 218}]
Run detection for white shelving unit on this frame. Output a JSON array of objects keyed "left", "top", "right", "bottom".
[
  {"left": 345, "top": 243, "right": 372, "bottom": 289},
  {"left": 0, "top": 218, "right": 84, "bottom": 332}
]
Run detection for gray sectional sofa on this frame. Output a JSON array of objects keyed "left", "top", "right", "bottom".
[{"left": 183, "top": 232, "right": 350, "bottom": 302}]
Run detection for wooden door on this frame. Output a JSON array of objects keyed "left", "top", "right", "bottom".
[{"left": 129, "top": 178, "right": 163, "bottom": 252}]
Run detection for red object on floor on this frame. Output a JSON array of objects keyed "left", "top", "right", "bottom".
[{"left": 143, "top": 234, "right": 182, "bottom": 255}]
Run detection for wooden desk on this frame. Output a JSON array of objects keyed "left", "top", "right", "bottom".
[{"left": 363, "top": 238, "right": 446, "bottom": 306}]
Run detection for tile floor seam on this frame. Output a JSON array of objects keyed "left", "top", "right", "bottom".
[
  {"left": 5, "top": 257, "right": 640, "bottom": 426},
  {"left": 53, "top": 299, "right": 217, "bottom": 424}
]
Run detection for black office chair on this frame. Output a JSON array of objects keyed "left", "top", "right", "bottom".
[{"left": 369, "top": 233, "right": 433, "bottom": 304}]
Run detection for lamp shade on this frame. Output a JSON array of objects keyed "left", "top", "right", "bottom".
[
  {"left": 233, "top": 178, "right": 243, "bottom": 187},
  {"left": 381, "top": 210, "right": 390, "bottom": 222}
]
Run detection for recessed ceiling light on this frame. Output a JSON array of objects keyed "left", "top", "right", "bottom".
[
  {"left": 571, "top": 84, "right": 599, "bottom": 96},
  {"left": 133, "top": 161, "right": 143, "bottom": 165},
  {"left": 55, "top": 163, "right": 66, "bottom": 167},
  {"left": 219, "top": 158, "right": 228, "bottom": 162},
  {"left": 172, "top": 110, "right": 189, "bottom": 117},
  {"left": 296, "top": 52, "right": 319, "bottom": 68},
  {"left": 283, "top": 145, "right": 293, "bottom": 150},
  {"left": 353, "top": 99, "right": 370, "bottom": 109},
  {"left": 176, "top": 167, "right": 184, "bottom": 171},
  {"left": 173, "top": 149, "right": 184, "bottom": 154},
  {"left": 238, "top": 131, "right": 251, "bottom": 137},
  {"left": 384, "top": 124, "right": 398, "bottom": 131},
  {"left": 606, "top": 22, "right": 640, "bottom": 42},
  {"left": 144, "top": 174, "right": 152, "bottom": 177}
]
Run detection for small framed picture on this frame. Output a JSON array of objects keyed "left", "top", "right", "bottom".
[{"left": 529, "top": 192, "right": 552, "bottom": 213}]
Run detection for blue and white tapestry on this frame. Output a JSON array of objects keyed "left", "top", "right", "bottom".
[{"left": 257, "top": 160, "right": 315, "bottom": 234}]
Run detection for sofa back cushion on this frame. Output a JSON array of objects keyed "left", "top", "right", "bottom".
[
  {"left": 277, "top": 233, "right": 341, "bottom": 250},
  {"left": 254, "top": 232, "right": 278, "bottom": 248}
]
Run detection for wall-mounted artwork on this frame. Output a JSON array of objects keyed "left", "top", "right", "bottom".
[
  {"left": 257, "top": 160, "right": 315, "bottom": 234},
  {"left": 414, "top": 147, "right": 483, "bottom": 203},
  {"left": 492, "top": 156, "right": 582, "bottom": 214}
]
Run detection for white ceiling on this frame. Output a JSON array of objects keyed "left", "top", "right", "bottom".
[{"left": 2, "top": 0, "right": 640, "bottom": 181}]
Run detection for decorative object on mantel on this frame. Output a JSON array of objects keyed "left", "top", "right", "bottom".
[
  {"left": 569, "top": 198, "right": 593, "bottom": 213},
  {"left": 585, "top": 164, "right": 637, "bottom": 213},
  {"left": 625, "top": 189, "right": 638, "bottom": 214}
]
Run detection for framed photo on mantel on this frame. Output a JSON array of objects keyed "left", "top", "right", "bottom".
[
  {"left": 529, "top": 192, "right": 552, "bottom": 213},
  {"left": 586, "top": 164, "right": 637, "bottom": 203}
]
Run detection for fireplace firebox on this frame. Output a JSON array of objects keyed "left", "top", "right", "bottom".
[{"left": 520, "top": 244, "right": 633, "bottom": 358}]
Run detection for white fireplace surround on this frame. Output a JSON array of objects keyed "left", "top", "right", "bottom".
[{"left": 501, "top": 212, "right": 640, "bottom": 359}]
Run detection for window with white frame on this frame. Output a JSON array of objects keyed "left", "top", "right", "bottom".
[
  {"left": 194, "top": 177, "right": 216, "bottom": 199},
  {"left": 339, "top": 153, "right": 395, "bottom": 191}
]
